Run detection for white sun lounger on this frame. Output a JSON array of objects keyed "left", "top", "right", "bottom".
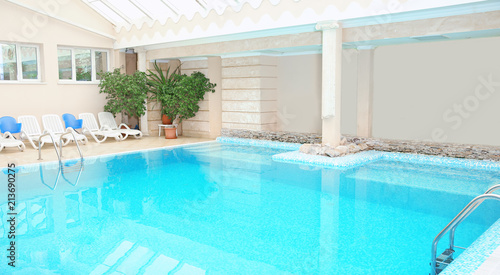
[
  {"left": 98, "top": 112, "right": 143, "bottom": 140},
  {"left": 0, "top": 132, "right": 25, "bottom": 152},
  {"left": 42, "top": 114, "right": 88, "bottom": 145},
  {"left": 18, "top": 115, "right": 63, "bottom": 149},
  {"left": 79, "top": 113, "right": 122, "bottom": 143}
]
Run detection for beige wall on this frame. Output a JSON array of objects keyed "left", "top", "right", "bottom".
[
  {"left": 277, "top": 54, "right": 322, "bottom": 133},
  {"left": 0, "top": 2, "right": 115, "bottom": 127},
  {"left": 276, "top": 52, "right": 358, "bottom": 135},
  {"left": 373, "top": 37, "right": 500, "bottom": 146}
]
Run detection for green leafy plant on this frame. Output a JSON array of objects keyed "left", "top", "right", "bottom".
[
  {"left": 147, "top": 62, "right": 216, "bottom": 124},
  {"left": 98, "top": 69, "right": 148, "bottom": 118},
  {"left": 167, "top": 72, "right": 216, "bottom": 123},
  {"left": 147, "top": 61, "right": 181, "bottom": 117}
]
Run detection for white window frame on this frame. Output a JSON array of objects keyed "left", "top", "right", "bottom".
[
  {"left": 57, "top": 47, "right": 110, "bottom": 84},
  {"left": 0, "top": 42, "right": 41, "bottom": 83}
]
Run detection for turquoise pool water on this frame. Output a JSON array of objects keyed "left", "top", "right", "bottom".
[{"left": 1, "top": 142, "right": 499, "bottom": 274}]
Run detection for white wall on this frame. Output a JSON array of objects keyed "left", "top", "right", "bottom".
[
  {"left": 373, "top": 37, "right": 500, "bottom": 145},
  {"left": 0, "top": 2, "right": 115, "bottom": 126},
  {"left": 275, "top": 37, "right": 500, "bottom": 146},
  {"left": 340, "top": 49, "right": 358, "bottom": 136}
]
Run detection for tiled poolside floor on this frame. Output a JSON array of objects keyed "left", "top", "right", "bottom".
[
  {"left": 474, "top": 246, "right": 500, "bottom": 275},
  {"left": 0, "top": 136, "right": 213, "bottom": 167}
]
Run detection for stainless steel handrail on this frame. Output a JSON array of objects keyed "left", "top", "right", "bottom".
[
  {"left": 39, "top": 163, "right": 61, "bottom": 190},
  {"left": 430, "top": 191, "right": 500, "bottom": 275},
  {"left": 61, "top": 160, "right": 84, "bottom": 186},
  {"left": 59, "top": 129, "right": 83, "bottom": 160},
  {"left": 485, "top": 184, "right": 500, "bottom": 194},
  {"left": 449, "top": 184, "right": 500, "bottom": 251},
  {"left": 38, "top": 132, "right": 61, "bottom": 162}
]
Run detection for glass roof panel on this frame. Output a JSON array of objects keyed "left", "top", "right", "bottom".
[
  {"left": 135, "top": 0, "right": 178, "bottom": 21},
  {"left": 106, "top": 0, "right": 146, "bottom": 21},
  {"left": 85, "top": 0, "right": 253, "bottom": 26},
  {"left": 90, "top": 1, "right": 128, "bottom": 25},
  {"left": 205, "top": 0, "right": 230, "bottom": 13},
  {"left": 171, "top": 0, "right": 205, "bottom": 19}
]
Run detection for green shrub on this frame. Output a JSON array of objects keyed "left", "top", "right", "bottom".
[{"left": 98, "top": 69, "right": 148, "bottom": 118}]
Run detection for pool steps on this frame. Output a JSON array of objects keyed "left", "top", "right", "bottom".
[
  {"left": 90, "top": 240, "right": 206, "bottom": 274},
  {"left": 435, "top": 248, "right": 454, "bottom": 273}
]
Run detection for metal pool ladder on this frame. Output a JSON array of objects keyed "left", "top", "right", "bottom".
[
  {"left": 38, "top": 130, "right": 83, "bottom": 162},
  {"left": 430, "top": 184, "right": 500, "bottom": 275}
]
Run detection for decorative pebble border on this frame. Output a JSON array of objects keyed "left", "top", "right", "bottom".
[
  {"left": 440, "top": 218, "right": 500, "bottom": 275},
  {"left": 217, "top": 136, "right": 500, "bottom": 171},
  {"left": 216, "top": 136, "right": 500, "bottom": 274},
  {"left": 221, "top": 128, "right": 321, "bottom": 144},
  {"left": 220, "top": 128, "right": 500, "bottom": 161}
]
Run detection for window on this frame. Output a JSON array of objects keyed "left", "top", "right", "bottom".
[
  {"left": 75, "top": 49, "right": 91, "bottom": 81},
  {"left": 0, "top": 43, "right": 40, "bottom": 82},
  {"left": 58, "top": 47, "right": 109, "bottom": 82},
  {"left": 58, "top": 49, "right": 72, "bottom": 80},
  {"left": 95, "top": 51, "right": 107, "bottom": 81}
]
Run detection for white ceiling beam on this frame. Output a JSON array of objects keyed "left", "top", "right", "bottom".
[{"left": 195, "top": 0, "right": 207, "bottom": 10}]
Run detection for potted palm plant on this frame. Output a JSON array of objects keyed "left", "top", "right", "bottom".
[
  {"left": 147, "top": 61, "right": 216, "bottom": 139},
  {"left": 147, "top": 62, "right": 181, "bottom": 126}
]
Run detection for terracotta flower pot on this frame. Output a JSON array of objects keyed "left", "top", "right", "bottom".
[
  {"left": 164, "top": 127, "right": 177, "bottom": 139},
  {"left": 161, "top": 114, "right": 172, "bottom": 125}
]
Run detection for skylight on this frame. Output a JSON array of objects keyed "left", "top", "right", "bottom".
[{"left": 83, "top": 0, "right": 253, "bottom": 27}]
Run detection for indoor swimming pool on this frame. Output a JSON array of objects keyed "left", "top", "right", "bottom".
[{"left": 1, "top": 141, "right": 499, "bottom": 274}]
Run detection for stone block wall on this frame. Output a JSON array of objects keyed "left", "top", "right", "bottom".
[
  {"left": 221, "top": 56, "right": 277, "bottom": 131},
  {"left": 147, "top": 99, "right": 162, "bottom": 136}
]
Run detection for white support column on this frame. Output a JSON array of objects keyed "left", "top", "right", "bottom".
[
  {"left": 207, "top": 56, "right": 222, "bottom": 138},
  {"left": 356, "top": 46, "right": 375, "bottom": 137},
  {"left": 316, "top": 21, "right": 342, "bottom": 146},
  {"left": 136, "top": 48, "right": 149, "bottom": 136}
]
